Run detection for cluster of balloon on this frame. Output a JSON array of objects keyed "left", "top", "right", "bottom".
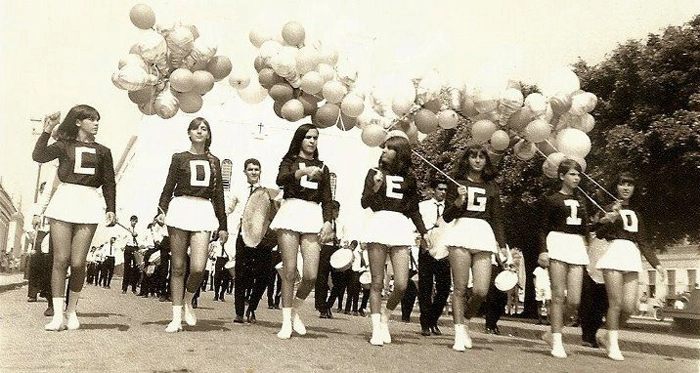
[
  {"left": 244, "top": 21, "right": 360, "bottom": 128},
  {"left": 112, "top": 4, "right": 233, "bottom": 119},
  {"left": 461, "top": 69, "right": 597, "bottom": 177},
  {"left": 357, "top": 69, "right": 463, "bottom": 148}
]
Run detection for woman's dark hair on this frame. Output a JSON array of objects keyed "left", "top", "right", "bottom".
[
  {"left": 187, "top": 117, "right": 212, "bottom": 150},
  {"left": 379, "top": 136, "right": 412, "bottom": 175},
  {"left": 557, "top": 158, "right": 583, "bottom": 178},
  {"left": 453, "top": 144, "right": 496, "bottom": 182},
  {"left": 55, "top": 104, "right": 100, "bottom": 141},
  {"left": 609, "top": 171, "right": 638, "bottom": 204},
  {"left": 282, "top": 123, "right": 319, "bottom": 161}
]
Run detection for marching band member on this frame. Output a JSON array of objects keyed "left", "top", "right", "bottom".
[
  {"left": 595, "top": 172, "right": 665, "bottom": 360},
  {"left": 538, "top": 159, "right": 590, "bottom": 358},
  {"left": 360, "top": 131, "right": 430, "bottom": 346},
  {"left": 155, "top": 117, "right": 228, "bottom": 333},
  {"left": 270, "top": 123, "right": 334, "bottom": 339},
  {"left": 32, "top": 105, "right": 117, "bottom": 331},
  {"left": 442, "top": 145, "right": 506, "bottom": 351}
]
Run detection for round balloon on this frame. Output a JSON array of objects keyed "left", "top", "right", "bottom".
[
  {"left": 118, "top": 54, "right": 148, "bottom": 71},
  {"left": 296, "top": 45, "right": 319, "bottom": 75},
  {"left": 570, "top": 113, "right": 595, "bottom": 133},
  {"left": 238, "top": 82, "right": 268, "bottom": 104},
  {"left": 128, "top": 86, "right": 155, "bottom": 104},
  {"left": 258, "top": 68, "right": 285, "bottom": 89},
  {"left": 524, "top": 119, "right": 552, "bottom": 143},
  {"left": 249, "top": 24, "right": 273, "bottom": 48},
  {"left": 154, "top": 89, "right": 179, "bottom": 119},
  {"left": 341, "top": 94, "right": 364, "bottom": 117},
  {"left": 269, "top": 83, "right": 295, "bottom": 103},
  {"left": 414, "top": 109, "right": 439, "bottom": 134},
  {"left": 282, "top": 21, "right": 305, "bottom": 47},
  {"left": 281, "top": 99, "right": 305, "bottom": 122},
  {"left": 314, "top": 103, "right": 340, "bottom": 128},
  {"left": 490, "top": 130, "right": 510, "bottom": 151},
  {"left": 298, "top": 94, "right": 319, "bottom": 116},
  {"left": 542, "top": 152, "right": 567, "bottom": 179},
  {"left": 437, "top": 110, "right": 459, "bottom": 129},
  {"left": 228, "top": 69, "right": 250, "bottom": 90},
  {"left": 555, "top": 128, "right": 591, "bottom": 157},
  {"left": 300, "top": 71, "right": 324, "bottom": 95},
  {"left": 361, "top": 124, "right": 386, "bottom": 147},
  {"left": 549, "top": 92, "right": 573, "bottom": 115},
  {"left": 169, "top": 68, "right": 195, "bottom": 93},
  {"left": 337, "top": 113, "right": 357, "bottom": 131},
  {"left": 206, "top": 56, "right": 233, "bottom": 81},
  {"left": 178, "top": 92, "right": 203, "bottom": 113},
  {"left": 471, "top": 119, "right": 498, "bottom": 143},
  {"left": 129, "top": 4, "right": 156, "bottom": 30},
  {"left": 322, "top": 80, "right": 347, "bottom": 104}
]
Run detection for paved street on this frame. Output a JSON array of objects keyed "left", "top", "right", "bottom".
[{"left": 0, "top": 277, "right": 697, "bottom": 373}]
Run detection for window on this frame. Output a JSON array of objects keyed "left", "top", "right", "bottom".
[
  {"left": 648, "top": 270, "right": 656, "bottom": 298},
  {"left": 667, "top": 269, "right": 676, "bottom": 296},
  {"left": 688, "top": 269, "right": 697, "bottom": 292}
]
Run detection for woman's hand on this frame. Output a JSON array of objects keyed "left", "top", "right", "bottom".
[
  {"left": 218, "top": 230, "right": 229, "bottom": 245},
  {"left": 537, "top": 252, "right": 550, "bottom": 268},
  {"left": 371, "top": 169, "right": 384, "bottom": 193},
  {"left": 318, "top": 221, "right": 334, "bottom": 243},
  {"left": 420, "top": 234, "right": 432, "bottom": 250},
  {"left": 455, "top": 185, "right": 467, "bottom": 207},
  {"left": 105, "top": 212, "right": 116, "bottom": 227},
  {"left": 601, "top": 211, "right": 619, "bottom": 223},
  {"left": 155, "top": 213, "right": 165, "bottom": 225},
  {"left": 307, "top": 166, "right": 323, "bottom": 181},
  {"left": 43, "top": 111, "right": 61, "bottom": 134}
]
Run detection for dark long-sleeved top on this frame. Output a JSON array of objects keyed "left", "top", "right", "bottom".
[
  {"left": 32, "top": 131, "right": 116, "bottom": 213},
  {"left": 158, "top": 151, "right": 227, "bottom": 232},
  {"left": 594, "top": 201, "right": 660, "bottom": 267},
  {"left": 360, "top": 168, "right": 428, "bottom": 235},
  {"left": 275, "top": 156, "right": 333, "bottom": 222},
  {"left": 442, "top": 178, "right": 506, "bottom": 248},
  {"left": 539, "top": 191, "right": 590, "bottom": 253}
]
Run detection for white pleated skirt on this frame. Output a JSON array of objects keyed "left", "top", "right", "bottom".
[
  {"left": 596, "top": 239, "right": 643, "bottom": 273},
  {"left": 361, "top": 210, "right": 417, "bottom": 247},
  {"left": 546, "top": 231, "right": 589, "bottom": 266},
  {"left": 442, "top": 217, "right": 498, "bottom": 253},
  {"left": 269, "top": 198, "right": 323, "bottom": 234},
  {"left": 165, "top": 196, "right": 219, "bottom": 232},
  {"left": 44, "top": 183, "right": 104, "bottom": 224}
]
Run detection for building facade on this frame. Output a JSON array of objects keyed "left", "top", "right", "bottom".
[{"left": 640, "top": 244, "right": 700, "bottom": 300}]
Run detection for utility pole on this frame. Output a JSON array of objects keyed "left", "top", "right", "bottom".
[{"left": 30, "top": 118, "right": 43, "bottom": 203}]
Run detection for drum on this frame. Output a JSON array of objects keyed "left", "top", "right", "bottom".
[
  {"left": 241, "top": 188, "right": 281, "bottom": 248},
  {"left": 148, "top": 250, "right": 161, "bottom": 265},
  {"left": 330, "top": 248, "right": 353, "bottom": 271},
  {"left": 359, "top": 271, "right": 372, "bottom": 290},
  {"left": 495, "top": 270, "right": 518, "bottom": 292}
]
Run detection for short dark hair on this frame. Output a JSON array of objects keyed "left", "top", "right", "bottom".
[
  {"left": 244, "top": 158, "right": 261, "bottom": 170},
  {"left": 130, "top": 215, "right": 138, "bottom": 221},
  {"left": 557, "top": 158, "right": 582, "bottom": 177},
  {"left": 430, "top": 179, "right": 448, "bottom": 189},
  {"left": 330, "top": 200, "right": 340, "bottom": 210}
]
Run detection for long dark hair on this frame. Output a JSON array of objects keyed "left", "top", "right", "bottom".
[
  {"left": 453, "top": 144, "right": 496, "bottom": 182},
  {"left": 55, "top": 104, "right": 100, "bottom": 141},
  {"left": 379, "top": 136, "right": 412, "bottom": 175},
  {"left": 187, "top": 117, "right": 212, "bottom": 151},
  {"left": 282, "top": 123, "right": 319, "bottom": 161},
  {"left": 608, "top": 172, "right": 638, "bottom": 205}
]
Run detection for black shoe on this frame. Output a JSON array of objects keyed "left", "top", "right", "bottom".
[
  {"left": 485, "top": 327, "right": 501, "bottom": 335},
  {"left": 401, "top": 317, "right": 410, "bottom": 323},
  {"left": 581, "top": 340, "right": 599, "bottom": 348},
  {"left": 319, "top": 311, "right": 329, "bottom": 319},
  {"left": 27, "top": 297, "right": 38, "bottom": 303},
  {"left": 421, "top": 328, "right": 432, "bottom": 336},
  {"left": 268, "top": 304, "right": 275, "bottom": 309},
  {"left": 214, "top": 296, "right": 219, "bottom": 301},
  {"left": 352, "top": 311, "right": 359, "bottom": 316},
  {"left": 431, "top": 326, "right": 442, "bottom": 336},
  {"left": 159, "top": 296, "right": 168, "bottom": 302},
  {"left": 192, "top": 299, "right": 198, "bottom": 309},
  {"left": 247, "top": 310, "right": 256, "bottom": 323},
  {"left": 358, "top": 309, "right": 366, "bottom": 317},
  {"left": 327, "top": 308, "right": 333, "bottom": 319},
  {"left": 233, "top": 315, "right": 245, "bottom": 324},
  {"left": 121, "top": 290, "right": 127, "bottom": 294},
  {"left": 343, "top": 309, "right": 350, "bottom": 315},
  {"left": 44, "top": 307, "right": 54, "bottom": 317}
]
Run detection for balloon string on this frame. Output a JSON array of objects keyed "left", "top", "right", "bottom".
[
  {"left": 533, "top": 147, "right": 607, "bottom": 214},
  {"left": 543, "top": 138, "right": 619, "bottom": 202},
  {"left": 410, "top": 149, "right": 460, "bottom": 186}
]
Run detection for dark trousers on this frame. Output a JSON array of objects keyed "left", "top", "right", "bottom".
[
  {"left": 102, "top": 256, "right": 115, "bottom": 287},
  {"left": 234, "top": 235, "right": 272, "bottom": 316},
  {"left": 484, "top": 265, "right": 508, "bottom": 329},
  {"left": 345, "top": 271, "right": 362, "bottom": 313},
  {"left": 359, "top": 287, "right": 370, "bottom": 311},
  {"left": 418, "top": 251, "right": 452, "bottom": 329},
  {"left": 327, "top": 269, "right": 350, "bottom": 311},
  {"left": 267, "top": 250, "right": 282, "bottom": 307},
  {"left": 28, "top": 251, "right": 52, "bottom": 299},
  {"left": 86, "top": 262, "right": 97, "bottom": 285},
  {"left": 122, "top": 245, "right": 139, "bottom": 293},
  {"left": 579, "top": 272, "right": 609, "bottom": 343},
  {"left": 214, "top": 257, "right": 229, "bottom": 300},
  {"left": 401, "top": 278, "right": 418, "bottom": 320},
  {"left": 201, "top": 270, "right": 210, "bottom": 291},
  {"left": 315, "top": 244, "right": 337, "bottom": 311}
]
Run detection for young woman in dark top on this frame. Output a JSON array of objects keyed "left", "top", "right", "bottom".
[
  {"left": 32, "top": 105, "right": 116, "bottom": 331},
  {"left": 360, "top": 131, "right": 429, "bottom": 346},
  {"left": 269, "top": 123, "right": 334, "bottom": 339},
  {"left": 538, "top": 158, "right": 590, "bottom": 358},
  {"left": 441, "top": 144, "right": 506, "bottom": 351},
  {"left": 595, "top": 173, "right": 664, "bottom": 361},
  {"left": 155, "top": 117, "right": 228, "bottom": 333}
]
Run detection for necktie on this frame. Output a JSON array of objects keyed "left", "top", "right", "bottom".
[
  {"left": 436, "top": 202, "right": 443, "bottom": 220},
  {"left": 109, "top": 244, "right": 113, "bottom": 256},
  {"left": 249, "top": 184, "right": 255, "bottom": 196}
]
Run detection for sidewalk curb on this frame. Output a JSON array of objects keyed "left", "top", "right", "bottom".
[{"left": 0, "top": 278, "right": 27, "bottom": 293}]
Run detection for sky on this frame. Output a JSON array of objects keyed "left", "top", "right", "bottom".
[{"left": 1, "top": 0, "right": 699, "bottom": 233}]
